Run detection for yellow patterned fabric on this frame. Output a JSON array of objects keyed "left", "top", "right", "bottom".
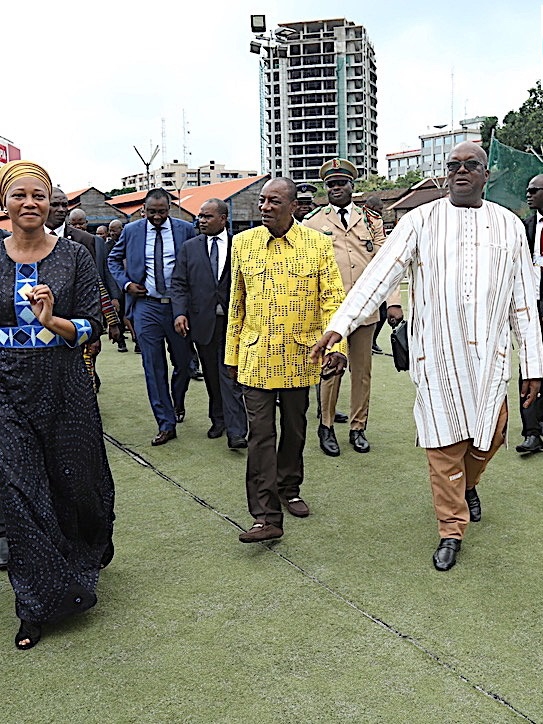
[
  {"left": 225, "top": 222, "right": 346, "bottom": 389},
  {"left": 0, "top": 160, "right": 52, "bottom": 207}
]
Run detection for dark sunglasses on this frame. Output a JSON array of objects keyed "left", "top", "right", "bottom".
[
  {"left": 446, "top": 160, "right": 485, "bottom": 173},
  {"left": 526, "top": 187, "right": 543, "bottom": 195},
  {"left": 49, "top": 201, "right": 69, "bottom": 208}
]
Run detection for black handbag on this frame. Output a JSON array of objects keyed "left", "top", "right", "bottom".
[{"left": 390, "top": 320, "right": 409, "bottom": 371}]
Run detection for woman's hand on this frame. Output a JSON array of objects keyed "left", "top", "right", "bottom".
[{"left": 27, "top": 284, "right": 54, "bottom": 326}]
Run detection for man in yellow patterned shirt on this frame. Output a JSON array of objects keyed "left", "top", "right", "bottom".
[{"left": 225, "top": 177, "right": 347, "bottom": 543}]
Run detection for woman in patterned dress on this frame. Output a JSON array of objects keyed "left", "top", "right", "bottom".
[{"left": 0, "top": 161, "right": 115, "bottom": 649}]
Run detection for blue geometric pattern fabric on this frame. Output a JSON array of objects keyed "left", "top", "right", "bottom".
[{"left": 0, "top": 262, "right": 91, "bottom": 348}]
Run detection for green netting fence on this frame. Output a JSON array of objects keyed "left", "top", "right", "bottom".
[{"left": 485, "top": 136, "right": 543, "bottom": 218}]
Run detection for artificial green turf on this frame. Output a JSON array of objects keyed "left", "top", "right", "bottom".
[{"left": 2, "top": 335, "right": 542, "bottom": 723}]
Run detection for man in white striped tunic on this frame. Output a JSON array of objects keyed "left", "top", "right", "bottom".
[{"left": 312, "top": 142, "right": 543, "bottom": 571}]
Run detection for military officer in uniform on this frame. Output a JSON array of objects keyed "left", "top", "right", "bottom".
[
  {"left": 303, "top": 158, "right": 403, "bottom": 457},
  {"left": 294, "top": 182, "right": 318, "bottom": 222}
]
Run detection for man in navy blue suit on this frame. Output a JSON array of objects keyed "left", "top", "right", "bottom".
[
  {"left": 108, "top": 188, "right": 195, "bottom": 445},
  {"left": 171, "top": 199, "right": 247, "bottom": 449}
]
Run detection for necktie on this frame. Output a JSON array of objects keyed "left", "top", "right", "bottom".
[
  {"left": 210, "top": 237, "right": 219, "bottom": 281},
  {"left": 338, "top": 208, "right": 348, "bottom": 229},
  {"left": 540, "top": 225, "right": 543, "bottom": 255},
  {"left": 154, "top": 226, "right": 166, "bottom": 295},
  {"left": 48, "top": 230, "right": 57, "bottom": 236}
]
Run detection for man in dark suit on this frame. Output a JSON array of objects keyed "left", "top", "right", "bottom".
[
  {"left": 46, "top": 189, "right": 121, "bottom": 391},
  {"left": 171, "top": 199, "right": 247, "bottom": 449},
  {"left": 517, "top": 174, "right": 543, "bottom": 453},
  {"left": 108, "top": 188, "right": 196, "bottom": 445}
]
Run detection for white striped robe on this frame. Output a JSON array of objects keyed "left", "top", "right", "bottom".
[{"left": 327, "top": 198, "right": 543, "bottom": 450}]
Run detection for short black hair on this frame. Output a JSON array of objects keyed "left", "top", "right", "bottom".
[
  {"left": 204, "top": 198, "right": 228, "bottom": 217},
  {"left": 144, "top": 188, "right": 171, "bottom": 205}
]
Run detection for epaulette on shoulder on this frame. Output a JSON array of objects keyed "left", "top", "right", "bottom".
[
  {"left": 304, "top": 207, "right": 321, "bottom": 220},
  {"left": 353, "top": 205, "right": 363, "bottom": 214}
]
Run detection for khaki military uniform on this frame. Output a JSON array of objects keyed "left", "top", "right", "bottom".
[{"left": 303, "top": 204, "right": 401, "bottom": 430}]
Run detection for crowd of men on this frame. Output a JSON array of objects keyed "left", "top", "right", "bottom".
[{"left": 1, "top": 142, "right": 542, "bottom": 574}]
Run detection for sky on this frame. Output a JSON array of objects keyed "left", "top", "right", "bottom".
[{"left": 2, "top": 0, "right": 542, "bottom": 192}]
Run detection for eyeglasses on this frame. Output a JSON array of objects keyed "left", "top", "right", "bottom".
[
  {"left": 49, "top": 201, "right": 69, "bottom": 208},
  {"left": 326, "top": 179, "right": 350, "bottom": 188},
  {"left": 526, "top": 187, "right": 543, "bottom": 195},
  {"left": 446, "top": 160, "right": 485, "bottom": 173}
]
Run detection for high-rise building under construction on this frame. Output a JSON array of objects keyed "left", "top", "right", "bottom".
[{"left": 259, "top": 18, "right": 377, "bottom": 181}]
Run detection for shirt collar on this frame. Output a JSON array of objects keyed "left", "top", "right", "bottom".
[
  {"left": 147, "top": 217, "right": 171, "bottom": 233},
  {"left": 45, "top": 222, "right": 65, "bottom": 236},
  {"left": 207, "top": 228, "right": 228, "bottom": 242},
  {"left": 263, "top": 219, "right": 300, "bottom": 248},
  {"left": 331, "top": 202, "right": 353, "bottom": 216}
]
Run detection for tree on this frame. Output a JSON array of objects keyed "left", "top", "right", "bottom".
[
  {"left": 496, "top": 81, "right": 543, "bottom": 155},
  {"left": 355, "top": 175, "right": 395, "bottom": 192},
  {"left": 393, "top": 169, "right": 422, "bottom": 188},
  {"left": 107, "top": 187, "right": 136, "bottom": 197},
  {"left": 479, "top": 116, "right": 498, "bottom": 155}
]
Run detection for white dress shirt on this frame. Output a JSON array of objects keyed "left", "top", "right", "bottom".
[
  {"left": 206, "top": 228, "right": 228, "bottom": 279},
  {"left": 331, "top": 202, "right": 353, "bottom": 227}
]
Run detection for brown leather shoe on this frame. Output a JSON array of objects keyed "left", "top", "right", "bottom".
[
  {"left": 151, "top": 429, "right": 177, "bottom": 446},
  {"left": 239, "top": 520, "right": 283, "bottom": 543},
  {"left": 280, "top": 496, "right": 310, "bottom": 517}
]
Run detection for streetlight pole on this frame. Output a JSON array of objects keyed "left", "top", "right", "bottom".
[
  {"left": 134, "top": 144, "right": 160, "bottom": 190},
  {"left": 249, "top": 16, "right": 295, "bottom": 177}
]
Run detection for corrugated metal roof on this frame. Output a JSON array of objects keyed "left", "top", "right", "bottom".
[{"left": 173, "top": 176, "right": 269, "bottom": 216}]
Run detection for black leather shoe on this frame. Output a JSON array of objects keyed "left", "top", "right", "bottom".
[
  {"left": 372, "top": 343, "right": 383, "bottom": 355},
  {"left": 228, "top": 436, "right": 248, "bottom": 450},
  {"left": 433, "top": 538, "right": 461, "bottom": 571},
  {"left": 190, "top": 369, "right": 204, "bottom": 381},
  {"left": 318, "top": 424, "right": 340, "bottom": 457},
  {"left": 515, "top": 435, "right": 543, "bottom": 453},
  {"left": 334, "top": 411, "right": 348, "bottom": 424},
  {"left": 207, "top": 423, "right": 225, "bottom": 439},
  {"left": 465, "top": 487, "right": 481, "bottom": 522},
  {"left": 175, "top": 408, "right": 185, "bottom": 424},
  {"left": 151, "top": 429, "right": 177, "bottom": 446},
  {"left": 349, "top": 429, "right": 370, "bottom": 453}
]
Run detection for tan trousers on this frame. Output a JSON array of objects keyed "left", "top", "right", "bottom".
[
  {"left": 320, "top": 323, "right": 375, "bottom": 429},
  {"left": 425, "top": 401, "right": 508, "bottom": 539}
]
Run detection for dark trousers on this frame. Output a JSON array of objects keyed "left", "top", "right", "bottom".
[
  {"left": 196, "top": 316, "right": 247, "bottom": 438},
  {"left": 132, "top": 298, "right": 191, "bottom": 431},
  {"left": 243, "top": 386, "right": 309, "bottom": 527}
]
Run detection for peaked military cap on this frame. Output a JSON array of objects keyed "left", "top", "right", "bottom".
[
  {"left": 319, "top": 158, "right": 358, "bottom": 183},
  {"left": 296, "top": 182, "right": 318, "bottom": 200}
]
